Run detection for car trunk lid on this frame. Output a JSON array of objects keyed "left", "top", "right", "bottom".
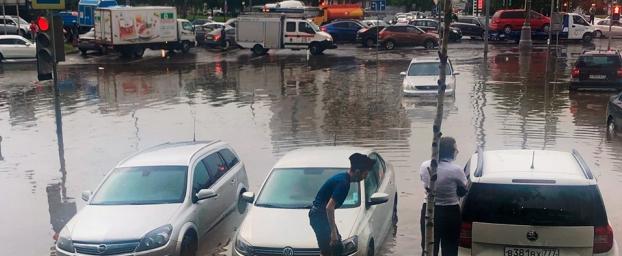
[{"left": 576, "top": 54, "right": 622, "bottom": 81}]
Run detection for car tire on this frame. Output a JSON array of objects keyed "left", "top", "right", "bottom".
[
  {"left": 309, "top": 43, "right": 323, "bottom": 55},
  {"left": 133, "top": 46, "right": 145, "bottom": 58},
  {"left": 221, "top": 40, "right": 231, "bottom": 51},
  {"left": 180, "top": 231, "right": 198, "bottom": 256},
  {"left": 392, "top": 193, "right": 398, "bottom": 225},
  {"left": 383, "top": 40, "right": 396, "bottom": 50},
  {"left": 79, "top": 48, "right": 87, "bottom": 55},
  {"left": 504, "top": 25, "right": 512, "bottom": 35},
  {"left": 582, "top": 33, "right": 593, "bottom": 43},
  {"left": 252, "top": 44, "right": 266, "bottom": 56},
  {"left": 543, "top": 24, "right": 550, "bottom": 32},
  {"left": 181, "top": 41, "right": 191, "bottom": 54},
  {"left": 367, "top": 240, "right": 375, "bottom": 256},
  {"left": 0, "top": 53, "right": 4, "bottom": 61},
  {"left": 595, "top": 30, "right": 603, "bottom": 38},
  {"left": 365, "top": 38, "right": 375, "bottom": 48},
  {"left": 608, "top": 117, "right": 617, "bottom": 138},
  {"left": 424, "top": 40, "right": 435, "bottom": 49}
]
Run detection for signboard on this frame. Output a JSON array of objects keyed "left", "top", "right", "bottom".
[
  {"left": 551, "top": 12, "right": 563, "bottom": 32},
  {"left": 32, "top": 0, "right": 65, "bottom": 10},
  {"left": 370, "top": 0, "right": 386, "bottom": 11},
  {"left": 1, "top": 0, "right": 27, "bottom": 5}
]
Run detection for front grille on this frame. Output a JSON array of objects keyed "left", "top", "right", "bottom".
[
  {"left": 252, "top": 246, "right": 321, "bottom": 256},
  {"left": 73, "top": 241, "right": 139, "bottom": 255},
  {"left": 415, "top": 85, "right": 438, "bottom": 90}
]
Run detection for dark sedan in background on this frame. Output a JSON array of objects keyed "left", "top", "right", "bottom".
[
  {"left": 453, "top": 16, "right": 486, "bottom": 39},
  {"left": 409, "top": 19, "right": 462, "bottom": 42},
  {"left": 196, "top": 22, "right": 225, "bottom": 45},
  {"left": 204, "top": 25, "right": 237, "bottom": 50},
  {"left": 356, "top": 25, "right": 386, "bottom": 47}
]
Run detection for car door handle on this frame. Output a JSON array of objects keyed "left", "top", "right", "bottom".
[
  {"left": 572, "top": 25, "right": 576, "bottom": 28},
  {"left": 231, "top": 178, "right": 236, "bottom": 184}
]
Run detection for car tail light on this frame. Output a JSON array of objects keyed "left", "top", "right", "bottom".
[
  {"left": 213, "top": 33, "right": 221, "bottom": 41},
  {"left": 571, "top": 67, "right": 580, "bottom": 78},
  {"left": 617, "top": 68, "right": 622, "bottom": 77},
  {"left": 359, "top": 28, "right": 368, "bottom": 34},
  {"left": 320, "top": 26, "right": 327, "bottom": 32},
  {"left": 459, "top": 222, "right": 472, "bottom": 248},
  {"left": 593, "top": 225, "right": 614, "bottom": 254}
]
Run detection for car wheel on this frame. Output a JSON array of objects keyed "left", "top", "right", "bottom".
[
  {"left": 424, "top": 40, "right": 435, "bottom": 49},
  {"left": 392, "top": 193, "right": 398, "bottom": 225},
  {"left": 237, "top": 190, "right": 248, "bottom": 214},
  {"left": 309, "top": 43, "right": 323, "bottom": 55},
  {"left": 0, "top": 53, "right": 4, "bottom": 61},
  {"left": 133, "top": 46, "right": 145, "bottom": 58},
  {"left": 504, "top": 25, "right": 512, "bottom": 35},
  {"left": 595, "top": 30, "right": 603, "bottom": 38},
  {"left": 384, "top": 40, "right": 396, "bottom": 50},
  {"left": 608, "top": 117, "right": 617, "bottom": 137},
  {"left": 180, "top": 231, "right": 198, "bottom": 256},
  {"left": 582, "top": 33, "right": 593, "bottom": 43},
  {"left": 181, "top": 41, "right": 191, "bottom": 53},
  {"left": 221, "top": 40, "right": 231, "bottom": 51},
  {"left": 543, "top": 24, "right": 550, "bottom": 32},
  {"left": 367, "top": 240, "right": 375, "bottom": 256},
  {"left": 252, "top": 44, "right": 266, "bottom": 55},
  {"left": 365, "top": 38, "right": 375, "bottom": 47},
  {"left": 79, "top": 48, "right": 87, "bottom": 55}
]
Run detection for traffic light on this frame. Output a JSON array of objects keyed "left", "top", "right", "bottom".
[
  {"left": 35, "top": 15, "right": 65, "bottom": 81},
  {"left": 614, "top": 5, "right": 621, "bottom": 22}
]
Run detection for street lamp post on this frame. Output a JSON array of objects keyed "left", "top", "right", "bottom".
[{"left": 519, "top": 0, "right": 533, "bottom": 50}]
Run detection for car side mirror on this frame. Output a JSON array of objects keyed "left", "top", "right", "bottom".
[
  {"left": 242, "top": 191, "right": 255, "bottom": 203},
  {"left": 400, "top": 71, "right": 407, "bottom": 76},
  {"left": 368, "top": 192, "right": 389, "bottom": 206},
  {"left": 196, "top": 188, "right": 218, "bottom": 201},
  {"left": 81, "top": 190, "right": 92, "bottom": 202}
]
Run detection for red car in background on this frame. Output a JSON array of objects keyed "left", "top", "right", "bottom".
[{"left": 490, "top": 9, "right": 551, "bottom": 34}]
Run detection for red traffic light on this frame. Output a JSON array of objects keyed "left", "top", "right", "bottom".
[
  {"left": 615, "top": 6, "right": 621, "bottom": 14},
  {"left": 37, "top": 16, "right": 49, "bottom": 32}
]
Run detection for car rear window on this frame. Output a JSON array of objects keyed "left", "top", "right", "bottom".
[
  {"left": 462, "top": 184, "right": 608, "bottom": 226},
  {"left": 577, "top": 55, "right": 621, "bottom": 67}
]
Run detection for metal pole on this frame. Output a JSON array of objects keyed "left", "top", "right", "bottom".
[
  {"left": 608, "top": 15, "right": 613, "bottom": 50},
  {"left": 16, "top": 0, "right": 20, "bottom": 35},
  {"left": 484, "top": 0, "right": 490, "bottom": 54},
  {"left": 50, "top": 12, "right": 59, "bottom": 89},
  {"left": 2, "top": 0, "right": 7, "bottom": 35},
  {"left": 547, "top": 0, "right": 553, "bottom": 47}
]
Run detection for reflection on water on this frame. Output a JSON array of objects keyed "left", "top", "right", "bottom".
[{"left": 2, "top": 43, "right": 622, "bottom": 255}]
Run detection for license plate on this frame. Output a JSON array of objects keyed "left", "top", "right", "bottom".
[
  {"left": 504, "top": 247, "right": 560, "bottom": 256},
  {"left": 589, "top": 74, "right": 607, "bottom": 79}
]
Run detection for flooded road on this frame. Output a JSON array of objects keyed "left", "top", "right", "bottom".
[{"left": 2, "top": 40, "right": 622, "bottom": 255}]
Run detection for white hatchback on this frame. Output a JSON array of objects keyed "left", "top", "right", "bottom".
[
  {"left": 234, "top": 147, "right": 398, "bottom": 256},
  {"left": 401, "top": 57, "right": 458, "bottom": 96},
  {"left": 459, "top": 149, "right": 619, "bottom": 256},
  {"left": 55, "top": 141, "right": 249, "bottom": 256}
]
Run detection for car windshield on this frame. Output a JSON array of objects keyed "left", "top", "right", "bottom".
[
  {"left": 577, "top": 55, "right": 621, "bottom": 67},
  {"left": 408, "top": 62, "right": 452, "bottom": 76},
  {"left": 90, "top": 166, "right": 188, "bottom": 205},
  {"left": 462, "top": 184, "right": 608, "bottom": 226},
  {"left": 255, "top": 168, "right": 360, "bottom": 209}
]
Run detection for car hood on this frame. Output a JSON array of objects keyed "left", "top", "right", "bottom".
[
  {"left": 238, "top": 206, "right": 360, "bottom": 248},
  {"left": 65, "top": 204, "right": 182, "bottom": 242},
  {"left": 403, "top": 75, "right": 454, "bottom": 88}
]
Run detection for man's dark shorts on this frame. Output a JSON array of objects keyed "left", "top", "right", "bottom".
[{"left": 309, "top": 209, "right": 343, "bottom": 255}]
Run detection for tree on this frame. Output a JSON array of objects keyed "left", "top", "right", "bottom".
[{"left": 423, "top": 0, "right": 452, "bottom": 255}]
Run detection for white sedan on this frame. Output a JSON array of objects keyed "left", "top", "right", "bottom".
[
  {"left": 593, "top": 19, "right": 622, "bottom": 38},
  {"left": 234, "top": 146, "right": 398, "bottom": 256},
  {"left": 0, "top": 35, "right": 35, "bottom": 60},
  {"left": 401, "top": 57, "right": 458, "bottom": 96}
]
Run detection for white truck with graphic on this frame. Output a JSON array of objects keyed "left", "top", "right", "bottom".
[
  {"left": 94, "top": 6, "right": 196, "bottom": 57},
  {"left": 235, "top": 14, "right": 336, "bottom": 56}
]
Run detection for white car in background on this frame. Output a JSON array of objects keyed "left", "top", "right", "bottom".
[
  {"left": 401, "top": 57, "right": 458, "bottom": 96},
  {"left": 234, "top": 147, "right": 398, "bottom": 256},
  {"left": 593, "top": 19, "right": 622, "bottom": 38},
  {"left": 55, "top": 141, "right": 249, "bottom": 256},
  {"left": 0, "top": 35, "right": 36, "bottom": 60}
]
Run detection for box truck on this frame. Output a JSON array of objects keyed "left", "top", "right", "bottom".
[
  {"left": 94, "top": 6, "right": 196, "bottom": 57},
  {"left": 236, "top": 14, "right": 336, "bottom": 56}
]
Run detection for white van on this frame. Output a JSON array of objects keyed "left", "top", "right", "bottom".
[
  {"left": 236, "top": 14, "right": 336, "bottom": 55},
  {"left": 559, "top": 12, "right": 595, "bottom": 42}
]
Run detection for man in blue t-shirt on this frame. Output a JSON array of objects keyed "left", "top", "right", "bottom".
[{"left": 309, "top": 153, "right": 376, "bottom": 256}]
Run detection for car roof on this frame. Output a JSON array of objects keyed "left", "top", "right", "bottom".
[
  {"left": 469, "top": 150, "right": 596, "bottom": 186},
  {"left": 410, "top": 57, "right": 448, "bottom": 64},
  {"left": 581, "top": 50, "right": 620, "bottom": 56},
  {"left": 117, "top": 140, "right": 222, "bottom": 167},
  {"left": 273, "top": 146, "right": 373, "bottom": 169},
  {"left": 0, "top": 35, "right": 27, "bottom": 40}
]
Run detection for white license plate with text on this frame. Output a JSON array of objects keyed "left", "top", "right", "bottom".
[
  {"left": 589, "top": 75, "right": 607, "bottom": 79},
  {"left": 504, "top": 247, "right": 560, "bottom": 256}
]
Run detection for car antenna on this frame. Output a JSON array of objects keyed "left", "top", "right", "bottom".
[
  {"left": 193, "top": 114, "right": 196, "bottom": 142},
  {"left": 530, "top": 151, "right": 535, "bottom": 169}
]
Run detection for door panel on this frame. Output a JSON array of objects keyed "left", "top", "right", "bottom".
[
  {"left": 192, "top": 160, "right": 219, "bottom": 237},
  {"left": 369, "top": 153, "right": 393, "bottom": 244},
  {"left": 203, "top": 153, "right": 235, "bottom": 219}
]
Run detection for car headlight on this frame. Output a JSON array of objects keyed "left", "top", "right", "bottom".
[
  {"left": 342, "top": 235, "right": 358, "bottom": 255},
  {"left": 135, "top": 224, "right": 172, "bottom": 252},
  {"left": 235, "top": 236, "right": 253, "bottom": 255},
  {"left": 56, "top": 229, "right": 75, "bottom": 253}
]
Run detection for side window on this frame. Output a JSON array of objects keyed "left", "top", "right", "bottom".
[
  {"left": 219, "top": 148, "right": 239, "bottom": 169},
  {"left": 406, "top": 26, "right": 419, "bottom": 33},
  {"left": 286, "top": 22, "right": 296, "bottom": 32},
  {"left": 182, "top": 22, "right": 193, "bottom": 31},
  {"left": 573, "top": 15, "right": 589, "bottom": 26},
  {"left": 365, "top": 153, "right": 385, "bottom": 201},
  {"left": 394, "top": 26, "right": 407, "bottom": 32},
  {"left": 15, "top": 39, "right": 27, "bottom": 45},
  {"left": 0, "top": 39, "right": 13, "bottom": 45},
  {"left": 203, "top": 153, "right": 227, "bottom": 182},
  {"left": 193, "top": 161, "right": 211, "bottom": 191}
]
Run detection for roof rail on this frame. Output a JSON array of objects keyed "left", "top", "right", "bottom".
[
  {"left": 474, "top": 147, "right": 484, "bottom": 177},
  {"left": 571, "top": 149, "right": 594, "bottom": 179}
]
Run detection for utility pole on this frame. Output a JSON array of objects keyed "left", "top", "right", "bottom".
[
  {"left": 423, "top": 0, "right": 452, "bottom": 254},
  {"left": 484, "top": 0, "right": 490, "bottom": 54},
  {"left": 519, "top": 0, "right": 533, "bottom": 50}
]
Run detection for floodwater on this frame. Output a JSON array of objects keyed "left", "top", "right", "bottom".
[{"left": 2, "top": 40, "right": 622, "bottom": 256}]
